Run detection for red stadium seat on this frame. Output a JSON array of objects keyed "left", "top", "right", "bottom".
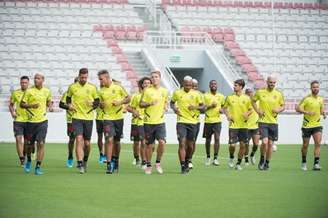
[
  {"left": 111, "top": 46, "right": 122, "bottom": 54},
  {"left": 126, "top": 31, "right": 137, "bottom": 40},
  {"left": 106, "top": 39, "right": 118, "bottom": 47},
  {"left": 224, "top": 41, "right": 240, "bottom": 49},
  {"left": 103, "top": 31, "right": 115, "bottom": 39},
  {"left": 236, "top": 56, "right": 251, "bottom": 65},
  {"left": 230, "top": 48, "right": 245, "bottom": 57}
]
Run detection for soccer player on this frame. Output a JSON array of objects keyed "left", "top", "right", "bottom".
[
  {"left": 20, "top": 73, "right": 53, "bottom": 175},
  {"left": 223, "top": 79, "right": 253, "bottom": 170},
  {"left": 171, "top": 76, "right": 204, "bottom": 174},
  {"left": 66, "top": 68, "right": 99, "bottom": 174},
  {"left": 203, "top": 80, "right": 225, "bottom": 166},
  {"left": 187, "top": 78, "right": 203, "bottom": 169},
  {"left": 127, "top": 77, "right": 152, "bottom": 168},
  {"left": 9, "top": 76, "right": 29, "bottom": 166},
  {"left": 252, "top": 75, "right": 285, "bottom": 170},
  {"left": 296, "top": 81, "right": 326, "bottom": 171},
  {"left": 245, "top": 88, "right": 260, "bottom": 165},
  {"left": 59, "top": 77, "right": 78, "bottom": 168},
  {"left": 98, "top": 70, "right": 130, "bottom": 174},
  {"left": 140, "top": 70, "right": 169, "bottom": 175}
]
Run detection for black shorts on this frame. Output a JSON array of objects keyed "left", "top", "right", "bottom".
[
  {"left": 130, "top": 124, "right": 145, "bottom": 141},
  {"left": 302, "top": 126, "right": 323, "bottom": 138},
  {"left": 195, "top": 122, "right": 200, "bottom": 139},
  {"left": 96, "top": 120, "right": 104, "bottom": 135},
  {"left": 203, "top": 122, "right": 222, "bottom": 139},
  {"left": 13, "top": 121, "right": 27, "bottom": 137},
  {"left": 103, "top": 119, "right": 124, "bottom": 141},
  {"left": 26, "top": 120, "right": 48, "bottom": 144},
  {"left": 259, "top": 123, "right": 278, "bottom": 141},
  {"left": 247, "top": 128, "right": 260, "bottom": 139},
  {"left": 67, "top": 123, "right": 75, "bottom": 138},
  {"left": 72, "top": 119, "right": 93, "bottom": 140},
  {"left": 144, "top": 123, "right": 166, "bottom": 145},
  {"left": 229, "top": 128, "right": 248, "bottom": 144},
  {"left": 177, "top": 123, "right": 198, "bottom": 141}
]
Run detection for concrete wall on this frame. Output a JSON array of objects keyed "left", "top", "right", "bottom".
[{"left": 1, "top": 112, "right": 327, "bottom": 145}]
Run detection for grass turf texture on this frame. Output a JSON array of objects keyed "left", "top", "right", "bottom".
[{"left": 0, "top": 143, "right": 327, "bottom": 218}]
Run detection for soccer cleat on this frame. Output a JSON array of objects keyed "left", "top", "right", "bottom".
[
  {"left": 141, "top": 164, "right": 147, "bottom": 170},
  {"left": 83, "top": 161, "right": 88, "bottom": 173},
  {"left": 213, "top": 159, "right": 220, "bottom": 166},
  {"left": 301, "top": 163, "right": 307, "bottom": 171},
  {"left": 181, "top": 165, "right": 189, "bottom": 175},
  {"left": 228, "top": 158, "right": 234, "bottom": 168},
  {"left": 99, "top": 155, "right": 106, "bottom": 164},
  {"left": 106, "top": 161, "right": 115, "bottom": 174},
  {"left": 245, "top": 161, "right": 250, "bottom": 166},
  {"left": 24, "top": 161, "right": 32, "bottom": 173},
  {"left": 235, "top": 164, "right": 242, "bottom": 171},
  {"left": 313, "top": 163, "right": 321, "bottom": 171},
  {"left": 155, "top": 163, "right": 163, "bottom": 174},
  {"left": 145, "top": 166, "right": 152, "bottom": 175},
  {"left": 205, "top": 158, "right": 211, "bottom": 166},
  {"left": 34, "top": 167, "right": 43, "bottom": 175},
  {"left": 135, "top": 160, "right": 141, "bottom": 167},
  {"left": 263, "top": 163, "right": 270, "bottom": 171},
  {"left": 188, "top": 162, "right": 194, "bottom": 169},
  {"left": 258, "top": 160, "right": 265, "bottom": 170},
  {"left": 66, "top": 159, "right": 74, "bottom": 168},
  {"left": 132, "top": 159, "right": 137, "bottom": 165},
  {"left": 78, "top": 166, "right": 85, "bottom": 174},
  {"left": 250, "top": 156, "right": 256, "bottom": 165}
]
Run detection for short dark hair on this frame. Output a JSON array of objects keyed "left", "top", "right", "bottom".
[
  {"left": 234, "top": 79, "right": 245, "bottom": 89},
  {"left": 97, "top": 69, "right": 109, "bottom": 76},
  {"left": 209, "top": 80, "right": 216, "bottom": 84},
  {"left": 138, "top": 76, "right": 152, "bottom": 89},
  {"left": 310, "top": 80, "right": 319, "bottom": 87},
  {"left": 79, "top": 68, "right": 88, "bottom": 75},
  {"left": 20, "top": 76, "right": 29, "bottom": 81}
]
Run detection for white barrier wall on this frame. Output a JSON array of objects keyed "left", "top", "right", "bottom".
[{"left": 1, "top": 112, "right": 327, "bottom": 145}]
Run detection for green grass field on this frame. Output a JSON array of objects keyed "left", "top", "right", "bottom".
[{"left": 0, "top": 142, "right": 327, "bottom": 218}]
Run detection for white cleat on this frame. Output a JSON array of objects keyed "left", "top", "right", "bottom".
[
  {"left": 141, "top": 164, "right": 147, "bottom": 170},
  {"left": 235, "top": 164, "right": 242, "bottom": 171},
  {"left": 313, "top": 163, "right": 321, "bottom": 171},
  {"left": 245, "top": 162, "right": 250, "bottom": 166},
  {"left": 145, "top": 166, "right": 152, "bottom": 175},
  {"left": 132, "top": 159, "right": 136, "bottom": 165},
  {"left": 213, "top": 159, "right": 220, "bottom": 166},
  {"left": 205, "top": 158, "right": 211, "bottom": 166},
  {"left": 301, "top": 163, "right": 307, "bottom": 171},
  {"left": 188, "top": 162, "right": 194, "bottom": 169},
  {"left": 250, "top": 156, "right": 256, "bottom": 165},
  {"left": 228, "top": 158, "right": 234, "bottom": 168},
  {"left": 155, "top": 163, "right": 163, "bottom": 174}
]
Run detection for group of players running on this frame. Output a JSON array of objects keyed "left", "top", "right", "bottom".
[{"left": 9, "top": 68, "right": 326, "bottom": 175}]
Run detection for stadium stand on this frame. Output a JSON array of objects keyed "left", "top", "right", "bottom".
[
  {"left": 0, "top": 0, "right": 327, "bottom": 112},
  {"left": 163, "top": 0, "right": 328, "bottom": 100},
  {"left": 0, "top": 0, "right": 145, "bottom": 100}
]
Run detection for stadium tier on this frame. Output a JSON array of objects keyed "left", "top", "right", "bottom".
[
  {"left": 163, "top": 0, "right": 328, "bottom": 100},
  {"left": 0, "top": 0, "right": 327, "bottom": 112},
  {"left": 0, "top": 0, "right": 145, "bottom": 100}
]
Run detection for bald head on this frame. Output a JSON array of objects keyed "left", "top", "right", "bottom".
[
  {"left": 266, "top": 75, "right": 277, "bottom": 91},
  {"left": 34, "top": 73, "right": 44, "bottom": 88}
]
